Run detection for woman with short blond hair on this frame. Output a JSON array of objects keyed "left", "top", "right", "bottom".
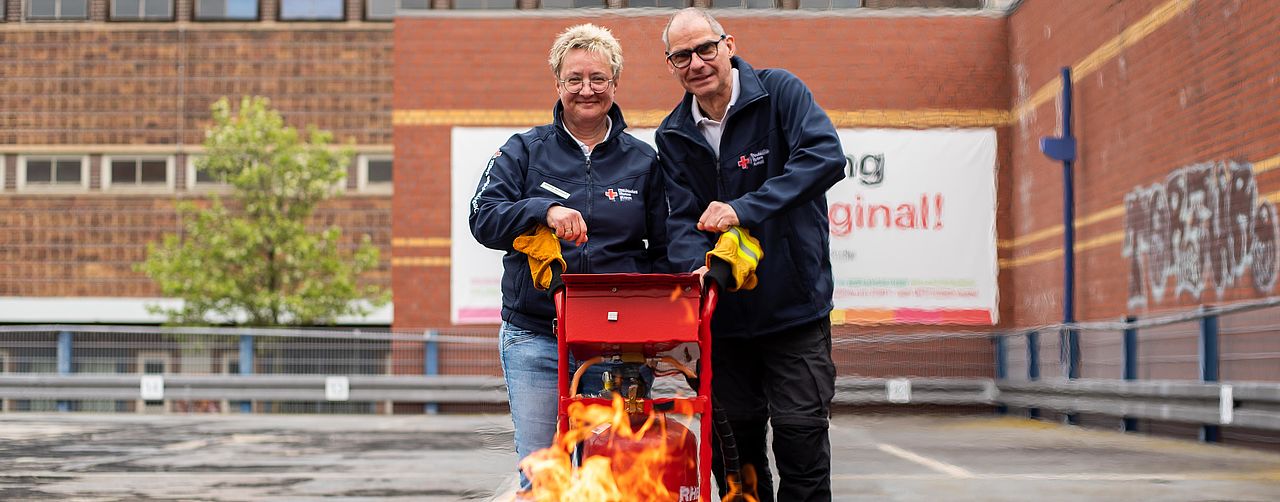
[{"left": 468, "top": 23, "right": 669, "bottom": 495}]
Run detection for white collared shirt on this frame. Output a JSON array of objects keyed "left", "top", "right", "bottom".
[
  {"left": 690, "top": 68, "right": 740, "bottom": 158},
  {"left": 562, "top": 116, "right": 612, "bottom": 156}
]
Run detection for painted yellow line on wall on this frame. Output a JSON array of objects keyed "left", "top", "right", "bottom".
[
  {"left": 391, "top": 256, "right": 451, "bottom": 267},
  {"left": 999, "top": 154, "right": 1280, "bottom": 251},
  {"left": 392, "top": 237, "right": 451, "bottom": 248},
  {"left": 394, "top": 109, "right": 553, "bottom": 127},
  {"left": 1255, "top": 154, "right": 1280, "bottom": 175},
  {"left": 394, "top": 108, "right": 1011, "bottom": 129},
  {"left": 1012, "top": 0, "right": 1193, "bottom": 121},
  {"left": 997, "top": 205, "right": 1127, "bottom": 249},
  {"left": 999, "top": 231, "right": 1125, "bottom": 269},
  {"left": 827, "top": 109, "right": 1010, "bottom": 128}
]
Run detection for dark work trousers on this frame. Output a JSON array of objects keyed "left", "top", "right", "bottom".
[{"left": 709, "top": 318, "right": 836, "bottom": 502}]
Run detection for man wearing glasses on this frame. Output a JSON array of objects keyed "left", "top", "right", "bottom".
[{"left": 656, "top": 8, "right": 846, "bottom": 502}]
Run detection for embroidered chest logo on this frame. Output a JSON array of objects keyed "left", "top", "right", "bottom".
[
  {"left": 737, "top": 149, "right": 769, "bottom": 170},
  {"left": 604, "top": 188, "right": 638, "bottom": 202}
]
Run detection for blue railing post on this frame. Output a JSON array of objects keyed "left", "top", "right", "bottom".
[
  {"left": 425, "top": 330, "right": 439, "bottom": 415},
  {"left": 1199, "top": 308, "right": 1220, "bottom": 442},
  {"left": 57, "top": 331, "right": 73, "bottom": 412},
  {"left": 1062, "top": 325, "right": 1081, "bottom": 425},
  {"left": 239, "top": 335, "right": 254, "bottom": 414},
  {"left": 994, "top": 334, "right": 1008, "bottom": 415},
  {"left": 1027, "top": 331, "right": 1040, "bottom": 381},
  {"left": 1027, "top": 331, "right": 1040, "bottom": 419},
  {"left": 994, "top": 335, "right": 1008, "bottom": 380},
  {"left": 1122, "top": 316, "right": 1139, "bottom": 432}
]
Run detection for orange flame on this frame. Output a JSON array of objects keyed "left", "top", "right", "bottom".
[
  {"left": 519, "top": 395, "right": 702, "bottom": 501},
  {"left": 721, "top": 464, "right": 760, "bottom": 502}
]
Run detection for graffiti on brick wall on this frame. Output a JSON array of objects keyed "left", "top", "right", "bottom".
[{"left": 1123, "top": 161, "right": 1279, "bottom": 308}]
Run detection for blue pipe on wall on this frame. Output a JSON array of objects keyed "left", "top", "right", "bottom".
[{"left": 1040, "top": 67, "right": 1080, "bottom": 382}]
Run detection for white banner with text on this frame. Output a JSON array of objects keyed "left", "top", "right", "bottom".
[{"left": 450, "top": 127, "right": 996, "bottom": 325}]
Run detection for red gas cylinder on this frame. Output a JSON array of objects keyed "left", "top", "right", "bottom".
[{"left": 580, "top": 414, "right": 700, "bottom": 501}]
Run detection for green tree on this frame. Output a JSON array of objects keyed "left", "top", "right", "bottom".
[{"left": 140, "top": 96, "right": 388, "bottom": 326}]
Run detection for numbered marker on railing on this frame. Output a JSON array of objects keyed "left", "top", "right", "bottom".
[
  {"left": 1219, "top": 384, "right": 1233, "bottom": 425},
  {"left": 886, "top": 378, "right": 912, "bottom": 404},
  {"left": 325, "top": 376, "right": 350, "bottom": 402},
  {"left": 140, "top": 375, "right": 165, "bottom": 401}
]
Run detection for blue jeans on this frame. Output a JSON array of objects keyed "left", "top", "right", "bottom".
[{"left": 500, "top": 321, "right": 612, "bottom": 491}]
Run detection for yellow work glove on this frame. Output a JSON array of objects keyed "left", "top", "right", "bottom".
[
  {"left": 512, "top": 225, "right": 566, "bottom": 291},
  {"left": 704, "top": 226, "right": 763, "bottom": 292}
]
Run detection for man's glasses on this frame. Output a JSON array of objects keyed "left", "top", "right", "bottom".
[
  {"left": 559, "top": 76, "right": 614, "bottom": 94},
  {"left": 665, "top": 34, "right": 727, "bottom": 69}
]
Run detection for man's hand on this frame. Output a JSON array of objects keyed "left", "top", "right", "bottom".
[
  {"left": 546, "top": 205, "right": 588, "bottom": 245},
  {"left": 697, "top": 201, "right": 739, "bottom": 232},
  {"left": 692, "top": 265, "right": 710, "bottom": 288}
]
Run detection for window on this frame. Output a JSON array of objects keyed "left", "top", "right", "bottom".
[
  {"left": 18, "top": 156, "right": 89, "bottom": 192},
  {"left": 280, "top": 0, "right": 343, "bottom": 20},
  {"left": 799, "top": 0, "right": 861, "bottom": 7},
  {"left": 399, "top": 0, "right": 430, "bottom": 10},
  {"left": 713, "top": 0, "right": 777, "bottom": 7},
  {"left": 538, "top": 0, "right": 603, "bottom": 8},
  {"left": 626, "top": 0, "right": 687, "bottom": 6},
  {"left": 452, "top": 0, "right": 517, "bottom": 9},
  {"left": 111, "top": 0, "right": 174, "bottom": 20},
  {"left": 187, "top": 156, "right": 232, "bottom": 191},
  {"left": 195, "top": 0, "right": 259, "bottom": 20},
  {"left": 103, "top": 156, "right": 174, "bottom": 192},
  {"left": 359, "top": 155, "right": 392, "bottom": 193},
  {"left": 365, "top": 0, "right": 395, "bottom": 20},
  {"left": 27, "top": 0, "right": 89, "bottom": 20}
]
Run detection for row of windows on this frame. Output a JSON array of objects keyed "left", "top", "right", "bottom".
[
  {"left": 0, "top": 155, "right": 392, "bottom": 194},
  {"left": 14, "top": 0, "right": 881, "bottom": 21},
  {"left": 24, "top": 0, "right": 399, "bottom": 21}
]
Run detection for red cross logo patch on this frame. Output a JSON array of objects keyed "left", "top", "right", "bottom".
[
  {"left": 604, "top": 188, "right": 618, "bottom": 201},
  {"left": 738, "top": 155, "right": 750, "bottom": 170}
]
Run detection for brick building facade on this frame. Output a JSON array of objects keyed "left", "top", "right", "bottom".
[
  {"left": 393, "top": 0, "right": 1278, "bottom": 335},
  {"left": 1, "top": 0, "right": 993, "bottom": 323},
  {"left": 3, "top": 0, "right": 1276, "bottom": 341},
  {"left": 1, "top": 0, "right": 395, "bottom": 320}
]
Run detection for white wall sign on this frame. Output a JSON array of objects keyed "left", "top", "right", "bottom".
[
  {"left": 828, "top": 129, "right": 998, "bottom": 324},
  {"left": 450, "top": 127, "right": 996, "bottom": 325}
]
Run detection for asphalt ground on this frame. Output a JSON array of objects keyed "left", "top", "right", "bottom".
[{"left": 1, "top": 412, "right": 1278, "bottom": 501}]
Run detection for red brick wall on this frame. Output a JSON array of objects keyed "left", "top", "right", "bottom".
[
  {"left": 1, "top": 19, "right": 394, "bottom": 301},
  {"left": 0, "top": 25, "right": 391, "bottom": 146},
  {"left": 0, "top": 195, "right": 391, "bottom": 297},
  {"left": 392, "top": 13, "right": 1011, "bottom": 328},
  {"left": 1007, "top": 0, "right": 1280, "bottom": 326}
]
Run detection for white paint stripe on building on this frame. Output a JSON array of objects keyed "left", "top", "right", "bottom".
[{"left": 0, "top": 297, "right": 392, "bottom": 325}]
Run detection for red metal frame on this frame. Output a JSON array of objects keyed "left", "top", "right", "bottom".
[{"left": 554, "top": 273, "right": 718, "bottom": 501}]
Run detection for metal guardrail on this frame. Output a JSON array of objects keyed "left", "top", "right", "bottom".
[
  {"left": 0, "top": 374, "right": 508, "bottom": 404},
  {"left": 833, "top": 377, "right": 997, "bottom": 405},
  {"left": 997, "top": 379, "right": 1280, "bottom": 431},
  {"left": 7, "top": 373, "right": 1276, "bottom": 432}
]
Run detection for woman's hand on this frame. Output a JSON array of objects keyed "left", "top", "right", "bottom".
[{"left": 547, "top": 205, "right": 589, "bottom": 245}]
